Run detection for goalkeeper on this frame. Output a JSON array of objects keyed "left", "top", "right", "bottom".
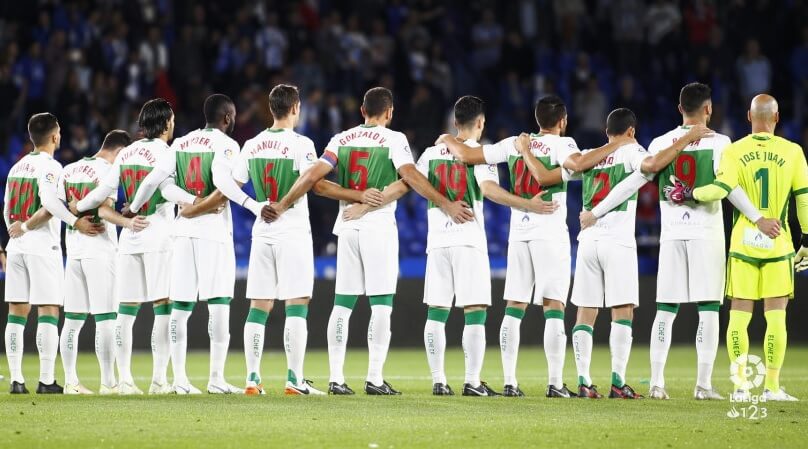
[{"left": 671, "top": 94, "right": 807, "bottom": 401}]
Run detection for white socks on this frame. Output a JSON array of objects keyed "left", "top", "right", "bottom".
[
  {"left": 424, "top": 311, "right": 448, "bottom": 385},
  {"left": 151, "top": 306, "right": 171, "bottom": 385},
  {"left": 95, "top": 314, "right": 117, "bottom": 387},
  {"left": 650, "top": 308, "right": 676, "bottom": 388},
  {"left": 499, "top": 308, "right": 523, "bottom": 387},
  {"left": 244, "top": 307, "right": 269, "bottom": 384},
  {"left": 544, "top": 312, "right": 567, "bottom": 388},
  {"left": 696, "top": 308, "right": 719, "bottom": 390},
  {"left": 462, "top": 310, "right": 487, "bottom": 387},
  {"left": 115, "top": 305, "right": 139, "bottom": 384},
  {"left": 36, "top": 316, "right": 59, "bottom": 385},
  {"left": 572, "top": 325, "right": 593, "bottom": 386},
  {"left": 60, "top": 315, "right": 86, "bottom": 385},
  {"left": 5, "top": 315, "right": 26, "bottom": 383},
  {"left": 284, "top": 304, "right": 309, "bottom": 385},
  {"left": 327, "top": 304, "right": 353, "bottom": 384},
  {"left": 610, "top": 321, "right": 633, "bottom": 387},
  {"left": 367, "top": 304, "right": 392, "bottom": 386},
  {"left": 169, "top": 303, "right": 193, "bottom": 386},
  {"left": 208, "top": 303, "right": 230, "bottom": 384}
]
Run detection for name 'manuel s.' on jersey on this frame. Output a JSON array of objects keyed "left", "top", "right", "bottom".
[
  {"left": 319, "top": 124, "right": 414, "bottom": 234},
  {"left": 706, "top": 132, "right": 808, "bottom": 262},
  {"left": 3, "top": 152, "right": 63, "bottom": 257},
  {"left": 579, "top": 143, "right": 652, "bottom": 246},
  {"left": 106, "top": 138, "right": 173, "bottom": 254},
  {"left": 160, "top": 128, "right": 239, "bottom": 243},
  {"left": 650, "top": 126, "right": 732, "bottom": 241},
  {"left": 233, "top": 128, "right": 317, "bottom": 243},
  {"left": 482, "top": 133, "right": 580, "bottom": 242},
  {"left": 417, "top": 140, "right": 498, "bottom": 252},
  {"left": 58, "top": 157, "right": 118, "bottom": 259}
]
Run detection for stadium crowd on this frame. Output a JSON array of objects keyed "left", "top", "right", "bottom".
[{"left": 1, "top": 0, "right": 807, "bottom": 271}]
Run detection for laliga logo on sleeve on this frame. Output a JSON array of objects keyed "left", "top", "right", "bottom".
[
  {"left": 223, "top": 149, "right": 234, "bottom": 159},
  {"left": 729, "top": 354, "right": 765, "bottom": 390},
  {"left": 45, "top": 172, "right": 56, "bottom": 183},
  {"left": 306, "top": 152, "right": 315, "bottom": 161}
]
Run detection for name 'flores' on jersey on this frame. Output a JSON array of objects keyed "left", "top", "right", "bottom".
[
  {"left": 176, "top": 151, "right": 216, "bottom": 197},
  {"left": 507, "top": 154, "right": 565, "bottom": 201},
  {"left": 336, "top": 146, "right": 398, "bottom": 191},
  {"left": 248, "top": 158, "right": 298, "bottom": 204},
  {"left": 583, "top": 164, "right": 636, "bottom": 212},
  {"left": 657, "top": 149, "right": 716, "bottom": 201},
  {"left": 427, "top": 159, "right": 482, "bottom": 208},
  {"left": 120, "top": 164, "right": 166, "bottom": 216}
]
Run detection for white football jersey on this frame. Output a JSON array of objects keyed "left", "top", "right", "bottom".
[
  {"left": 58, "top": 157, "right": 118, "bottom": 259},
  {"left": 3, "top": 152, "right": 63, "bottom": 257},
  {"left": 417, "top": 140, "right": 498, "bottom": 252},
  {"left": 233, "top": 128, "right": 317, "bottom": 243},
  {"left": 483, "top": 133, "right": 580, "bottom": 242},
  {"left": 320, "top": 125, "right": 415, "bottom": 234},
  {"left": 649, "top": 126, "right": 732, "bottom": 241}
]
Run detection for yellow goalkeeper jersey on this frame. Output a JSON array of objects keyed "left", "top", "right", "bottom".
[{"left": 699, "top": 132, "right": 808, "bottom": 262}]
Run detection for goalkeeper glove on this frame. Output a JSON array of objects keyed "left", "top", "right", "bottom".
[
  {"left": 795, "top": 235, "right": 808, "bottom": 272},
  {"left": 663, "top": 175, "right": 694, "bottom": 204}
]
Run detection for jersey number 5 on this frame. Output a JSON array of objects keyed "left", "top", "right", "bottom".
[{"left": 348, "top": 151, "right": 369, "bottom": 190}]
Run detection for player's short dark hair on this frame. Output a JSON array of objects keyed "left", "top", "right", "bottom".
[
  {"left": 362, "top": 87, "right": 394, "bottom": 117},
  {"left": 101, "top": 129, "right": 132, "bottom": 150},
  {"left": 138, "top": 98, "right": 173, "bottom": 139},
  {"left": 453, "top": 95, "right": 485, "bottom": 128},
  {"left": 679, "top": 82, "right": 712, "bottom": 115},
  {"left": 27, "top": 112, "right": 59, "bottom": 146},
  {"left": 534, "top": 95, "right": 567, "bottom": 129},
  {"left": 606, "top": 108, "right": 637, "bottom": 135},
  {"left": 268, "top": 84, "right": 299, "bottom": 119},
  {"left": 203, "top": 93, "right": 234, "bottom": 124}
]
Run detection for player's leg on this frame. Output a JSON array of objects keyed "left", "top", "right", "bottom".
[
  {"left": 569, "top": 239, "right": 604, "bottom": 398},
  {"left": 5, "top": 252, "right": 31, "bottom": 393},
  {"left": 456, "top": 247, "right": 496, "bottom": 397},
  {"left": 423, "top": 248, "right": 453, "bottom": 395},
  {"left": 724, "top": 256, "right": 758, "bottom": 399},
  {"left": 31, "top": 253, "right": 65, "bottom": 394},
  {"left": 534, "top": 238, "right": 573, "bottom": 398},
  {"left": 166, "top": 237, "right": 198, "bottom": 393},
  {"left": 362, "top": 225, "right": 398, "bottom": 393},
  {"left": 243, "top": 240, "right": 278, "bottom": 395},
  {"left": 198, "top": 239, "right": 239, "bottom": 393},
  {"left": 85, "top": 257, "right": 118, "bottom": 393},
  {"left": 114, "top": 253, "right": 146, "bottom": 394},
  {"left": 604, "top": 242, "right": 641, "bottom": 399},
  {"left": 649, "top": 240, "right": 686, "bottom": 399},
  {"left": 328, "top": 230, "right": 362, "bottom": 394},
  {"left": 61, "top": 259, "right": 91, "bottom": 394},
  {"left": 500, "top": 240, "right": 531, "bottom": 395},
  {"left": 760, "top": 258, "right": 796, "bottom": 401}
]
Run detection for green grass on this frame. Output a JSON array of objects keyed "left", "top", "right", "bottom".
[{"left": 0, "top": 346, "right": 806, "bottom": 448}]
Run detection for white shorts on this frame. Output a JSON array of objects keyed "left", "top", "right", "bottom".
[
  {"left": 246, "top": 235, "right": 314, "bottom": 300},
  {"left": 117, "top": 251, "right": 171, "bottom": 303},
  {"left": 5, "top": 252, "right": 64, "bottom": 306},
  {"left": 335, "top": 227, "right": 398, "bottom": 296},
  {"left": 571, "top": 240, "right": 639, "bottom": 308},
  {"left": 170, "top": 237, "right": 235, "bottom": 301},
  {"left": 423, "top": 246, "right": 491, "bottom": 308},
  {"left": 65, "top": 258, "right": 116, "bottom": 314},
  {"left": 504, "top": 239, "right": 571, "bottom": 304},
  {"left": 657, "top": 239, "right": 725, "bottom": 303}
]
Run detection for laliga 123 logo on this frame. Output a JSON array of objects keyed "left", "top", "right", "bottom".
[{"left": 726, "top": 354, "right": 768, "bottom": 420}]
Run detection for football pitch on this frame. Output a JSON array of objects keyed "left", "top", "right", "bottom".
[{"left": 1, "top": 346, "right": 805, "bottom": 449}]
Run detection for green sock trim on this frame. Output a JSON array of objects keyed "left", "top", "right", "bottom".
[
  {"left": 246, "top": 308, "right": 269, "bottom": 325},
  {"left": 543, "top": 309, "right": 564, "bottom": 320},
  {"left": 464, "top": 310, "right": 487, "bottom": 325},
  {"left": 505, "top": 307, "right": 526, "bottom": 319},
  {"left": 285, "top": 304, "right": 308, "bottom": 318},
  {"left": 118, "top": 304, "right": 140, "bottom": 316},
  {"left": 657, "top": 303, "right": 680, "bottom": 314},
  {"left": 207, "top": 297, "right": 231, "bottom": 305},
  {"left": 248, "top": 372, "right": 261, "bottom": 384},
  {"left": 152, "top": 303, "right": 172, "bottom": 315},
  {"left": 287, "top": 369, "right": 298, "bottom": 384},
  {"left": 7, "top": 314, "right": 27, "bottom": 326},
  {"left": 427, "top": 307, "right": 450, "bottom": 323},
  {"left": 611, "top": 372, "right": 624, "bottom": 387},
  {"left": 572, "top": 324, "right": 593, "bottom": 335},
  {"left": 614, "top": 319, "right": 632, "bottom": 328},
  {"left": 578, "top": 375, "right": 588, "bottom": 386},
  {"left": 369, "top": 294, "right": 394, "bottom": 307},
  {"left": 64, "top": 312, "right": 88, "bottom": 321},
  {"left": 37, "top": 315, "right": 58, "bottom": 326},
  {"left": 334, "top": 294, "right": 359, "bottom": 309},
  {"left": 173, "top": 301, "right": 195, "bottom": 312},
  {"left": 697, "top": 301, "right": 721, "bottom": 312},
  {"left": 94, "top": 312, "right": 117, "bottom": 322}
]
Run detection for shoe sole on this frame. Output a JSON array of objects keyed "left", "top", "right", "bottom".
[{"left": 285, "top": 387, "right": 306, "bottom": 396}]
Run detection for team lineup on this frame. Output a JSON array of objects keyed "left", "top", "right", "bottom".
[{"left": 4, "top": 82, "right": 808, "bottom": 401}]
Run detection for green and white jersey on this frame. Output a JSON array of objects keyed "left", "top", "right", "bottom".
[
  {"left": 416, "top": 140, "right": 498, "bottom": 252},
  {"left": 650, "top": 127, "right": 731, "bottom": 241},
  {"left": 57, "top": 157, "right": 118, "bottom": 259},
  {"left": 483, "top": 133, "right": 580, "bottom": 242},
  {"left": 579, "top": 143, "right": 650, "bottom": 247},
  {"left": 105, "top": 138, "right": 173, "bottom": 254},
  {"left": 320, "top": 124, "right": 414, "bottom": 234},
  {"left": 160, "top": 128, "right": 239, "bottom": 243},
  {"left": 234, "top": 128, "right": 317, "bottom": 243},
  {"left": 3, "top": 152, "right": 63, "bottom": 257}
]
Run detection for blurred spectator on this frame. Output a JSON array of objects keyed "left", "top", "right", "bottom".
[
  {"left": 471, "top": 9, "right": 503, "bottom": 71},
  {"left": 791, "top": 27, "right": 808, "bottom": 124},
  {"left": 737, "top": 39, "right": 772, "bottom": 103},
  {"left": 574, "top": 77, "right": 608, "bottom": 145}
]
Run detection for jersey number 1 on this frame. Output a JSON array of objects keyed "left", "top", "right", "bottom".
[{"left": 755, "top": 167, "right": 769, "bottom": 209}]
